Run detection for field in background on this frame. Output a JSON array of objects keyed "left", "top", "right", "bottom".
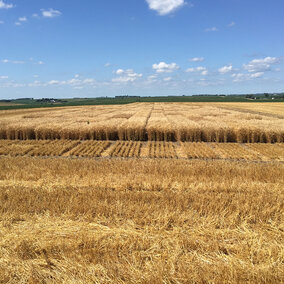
[
  {"left": 0, "top": 102, "right": 283, "bottom": 143},
  {"left": 0, "top": 157, "right": 283, "bottom": 283}
]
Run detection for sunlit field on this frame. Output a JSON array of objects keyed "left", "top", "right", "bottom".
[
  {"left": 0, "top": 157, "right": 283, "bottom": 283},
  {"left": 0, "top": 102, "right": 283, "bottom": 283},
  {"left": 0, "top": 102, "right": 283, "bottom": 142}
]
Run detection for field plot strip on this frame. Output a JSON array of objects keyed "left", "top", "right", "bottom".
[
  {"left": 107, "top": 141, "right": 143, "bottom": 157},
  {"left": 181, "top": 142, "right": 220, "bottom": 159},
  {"left": 66, "top": 141, "right": 111, "bottom": 157},
  {"left": 0, "top": 140, "right": 283, "bottom": 162},
  {"left": 0, "top": 103, "right": 283, "bottom": 143}
]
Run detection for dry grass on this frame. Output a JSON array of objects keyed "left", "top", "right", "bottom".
[
  {"left": 0, "top": 140, "right": 283, "bottom": 161},
  {"left": 0, "top": 102, "right": 283, "bottom": 142},
  {"left": 0, "top": 157, "right": 283, "bottom": 283}
]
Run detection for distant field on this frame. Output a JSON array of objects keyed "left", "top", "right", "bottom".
[
  {"left": 0, "top": 102, "right": 283, "bottom": 143},
  {"left": 0, "top": 102, "right": 22, "bottom": 106}
]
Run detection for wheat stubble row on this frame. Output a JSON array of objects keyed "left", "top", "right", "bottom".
[{"left": 0, "top": 157, "right": 283, "bottom": 283}]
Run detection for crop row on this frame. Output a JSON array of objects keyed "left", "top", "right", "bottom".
[{"left": 0, "top": 140, "right": 283, "bottom": 161}]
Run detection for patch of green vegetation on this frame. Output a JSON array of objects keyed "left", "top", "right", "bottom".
[{"left": 0, "top": 95, "right": 283, "bottom": 110}]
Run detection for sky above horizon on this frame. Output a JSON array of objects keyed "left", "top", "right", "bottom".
[{"left": 0, "top": 0, "right": 284, "bottom": 99}]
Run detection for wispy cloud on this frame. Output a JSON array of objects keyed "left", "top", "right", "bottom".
[
  {"left": 146, "top": 0, "right": 186, "bottom": 16},
  {"left": 228, "top": 21, "right": 235, "bottom": 27},
  {"left": 19, "top": 16, "right": 27, "bottom": 22},
  {"left": 186, "top": 66, "right": 208, "bottom": 75},
  {"left": 0, "top": 0, "right": 13, "bottom": 9},
  {"left": 41, "top": 8, "right": 62, "bottom": 18},
  {"left": 190, "top": 57, "right": 204, "bottom": 62},
  {"left": 219, "top": 65, "right": 233, "bottom": 74},
  {"left": 204, "top": 27, "right": 218, "bottom": 32},
  {"left": 1, "top": 59, "right": 25, "bottom": 64},
  {"left": 153, "top": 62, "right": 179, "bottom": 73},
  {"left": 231, "top": 72, "right": 264, "bottom": 82}
]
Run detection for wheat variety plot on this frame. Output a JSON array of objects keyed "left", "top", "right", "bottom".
[
  {"left": 0, "top": 102, "right": 283, "bottom": 142},
  {"left": 0, "top": 102, "right": 283, "bottom": 283}
]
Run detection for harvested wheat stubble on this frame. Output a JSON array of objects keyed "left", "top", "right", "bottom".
[
  {"left": 210, "top": 143, "right": 261, "bottom": 160},
  {"left": 0, "top": 157, "right": 283, "bottom": 283},
  {"left": 0, "top": 103, "right": 283, "bottom": 142},
  {"left": 181, "top": 142, "right": 219, "bottom": 159},
  {"left": 246, "top": 143, "right": 284, "bottom": 161}
]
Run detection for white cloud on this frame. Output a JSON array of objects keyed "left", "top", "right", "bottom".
[
  {"left": 146, "top": 0, "right": 185, "bottom": 15},
  {"left": 112, "top": 69, "right": 143, "bottom": 83},
  {"left": 186, "top": 66, "right": 208, "bottom": 75},
  {"left": 18, "top": 17, "right": 27, "bottom": 22},
  {"left": 104, "top": 63, "right": 111, "bottom": 67},
  {"left": 1, "top": 59, "right": 25, "bottom": 64},
  {"left": 41, "top": 8, "right": 62, "bottom": 18},
  {"left": 37, "top": 61, "right": 44, "bottom": 65},
  {"left": 231, "top": 72, "right": 264, "bottom": 82},
  {"left": 153, "top": 62, "right": 179, "bottom": 73},
  {"left": 163, "top": 77, "right": 172, "bottom": 81},
  {"left": 115, "top": 69, "right": 124, "bottom": 75},
  {"left": 190, "top": 57, "right": 204, "bottom": 62},
  {"left": 205, "top": 27, "right": 218, "bottom": 32},
  {"left": 243, "top": 56, "right": 282, "bottom": 73},
  {"left": 0, "top": 0, "right": 13, "bottom": 9},
  {"left": 43, "top": 76, "right": 96, "bottom": 87},
  {"left": 219, "top": 65, "right": 233, "bottom": 74},
  {"left": 0, "top": 75, "right": 8, "bottom": 79},
  {"left": 228, "top": 21, "right": 235, "bottom": 27},
  {"left": 250, "top": 72, "right": 264, "bottom": 78}
]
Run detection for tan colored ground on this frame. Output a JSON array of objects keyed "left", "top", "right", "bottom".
[{"left": 0, "top": 157, "right": 283, "bottom": 283}]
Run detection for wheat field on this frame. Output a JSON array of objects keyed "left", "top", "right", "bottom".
[
  {"left": 0, "top": 102, "right": 283, "bottom": 142},
  {"left": 0, "top": 139, "right": 283, "bottom": 161},
  {"left": 0, "top": 157, "right": 283, "bottom": 283},
  {"left": 0, "top": 102, "right": 283, "bottom": 283}
]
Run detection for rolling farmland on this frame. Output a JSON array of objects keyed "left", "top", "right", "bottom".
[{"left": 0, "top": 102, "right": 283, "bottom": 283}]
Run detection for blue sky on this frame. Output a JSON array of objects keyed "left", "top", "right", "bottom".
[{"left": 0, "top": 0, "right": 284, "bottom": 99}]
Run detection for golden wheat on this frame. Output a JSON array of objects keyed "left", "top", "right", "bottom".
[
  {"left": 0, "top": 157, "right": 283, "bottom": 283},
  {"left": 0, "top": 103, "right": 283, "bottom": 142}
]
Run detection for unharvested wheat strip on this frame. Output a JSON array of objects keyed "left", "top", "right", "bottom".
[{"left": 118, "top": 105, "right": 153, "bottom": 141}]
